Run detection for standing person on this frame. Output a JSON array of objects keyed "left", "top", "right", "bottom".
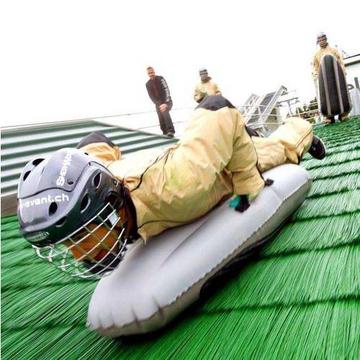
[
  {"left": 194, "top": 68, "right": 222, "bottom": 103},
  {"left": 312, "top": 32, "right": 348, "bottom": 124},
  {"left": 145, "top": 66, "right": 175, "bottom": 137}
]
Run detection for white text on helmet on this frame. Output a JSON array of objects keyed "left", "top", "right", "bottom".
[
  {"left": 19, "top": 193, "right": 70, "bottom": 209},
  {"left": 56, "top": 151, "right": 73, "bottom": 186}
]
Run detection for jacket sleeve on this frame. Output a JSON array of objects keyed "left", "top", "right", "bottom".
[
  {"left": 77, "top": 131, "right": 121, "bottom": 167},
  {"left": 146, "top": 82, "right": 157, "bottom": 105},
  {"left": 194, "top": 84, "right": 204, "bottom": 103},
  {"left": 159, "top": 76, "right": 172, "bottom": 104},
  {"left": 312, "top": 53, "right": 319, "bottom": 80},
  {"left": 214, "top": 83, "right": 222, "bottom": 95},
  {"left": 333, "top": 48, "right": 346, "bottom": 74}
]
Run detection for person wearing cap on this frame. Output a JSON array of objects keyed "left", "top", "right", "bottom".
[
  {"left": 194, "top": 69, "right": 222, "bottom": 103},
  {"left": 312, "top": 33, "right": 348, "bottom": 123},
  {"left": 145, "top": 66, "right": 176, "bottom": 137}
]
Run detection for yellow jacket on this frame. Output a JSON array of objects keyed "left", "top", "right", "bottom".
[
  {"left": 312, "top": 45, "right": 345, "bottom": 80},
  {"left": 194, "top": 80, "right": 221, "bottom": 102},
  {"left": 81, "top": 109, "right": 313, "bottom": 241}
]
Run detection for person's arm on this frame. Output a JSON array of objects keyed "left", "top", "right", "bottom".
[
  {"left": 311, "top": 53, "right": 319, "bottom": 80},
  {"left": 77, "top": 131, "right": 121, "bottom": 166},
  {"left": 214, "top": 83, "right": 222, "bottom": 95},
  {"left": 333, "top": 48, "right": 346, "bottom": 74},
  {"left": 146, "top": 82, "right": 158, "bottom": 105},
  {"left": 194, "top": 84, "right": 205, "bottom": 103},
  {"left": 159, "top": 76, "right": 172, "bottom": 105}
]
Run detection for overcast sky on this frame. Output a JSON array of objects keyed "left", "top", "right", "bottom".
[{"left": 1, "top": 0, "right": 359, "bottom": 126}]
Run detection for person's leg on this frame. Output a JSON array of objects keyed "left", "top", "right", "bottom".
[
  {"left": 251, "top": 137, "right": 287, "bottom": 173},
  {"left": 163, "top": 101, "right": 175, "bottom": 135},
  {"left": 269, "top": 117, "right": 313, "bottom": 163},
  {"left": 339, "top": 111, "right": 349, "bottom": 121},
  {"left": 323, "top": 116, "right": 334, "bottom": 124},
  {"left": 253, "top": 117, "right": 325, "bottom": 172},
  {"left": 156, "top": 107, "right": 167, "bottom": 135},
  {"left": 162, "top": 111, "right": 175, "bottom": 135},
  {"left": 314, "top": 78, "right": 323, "bottom": 123}
]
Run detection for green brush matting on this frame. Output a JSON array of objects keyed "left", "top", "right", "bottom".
[{"left": 2, "top": 118, "right": 360, "bottom": 359}]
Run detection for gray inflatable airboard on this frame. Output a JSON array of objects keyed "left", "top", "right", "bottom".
[{"left": 87, "top": 164, "right": 311, "bottom": 337}]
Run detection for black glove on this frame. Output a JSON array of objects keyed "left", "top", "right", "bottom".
[{"left": 235, "top": 195, "right": 250, "bottom": 213}]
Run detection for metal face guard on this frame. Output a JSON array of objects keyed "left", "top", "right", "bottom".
[{"left": 33, "top": 203, "right": 128, "bottom": 279}]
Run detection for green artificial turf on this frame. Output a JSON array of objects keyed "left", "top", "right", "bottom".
[{"left": 2, "top": 118, "right": 360, "bottom": 359}]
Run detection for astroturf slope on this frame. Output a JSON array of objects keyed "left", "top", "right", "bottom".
[{"left": 2, "top": 117, "right": 360, "bottom": 360}]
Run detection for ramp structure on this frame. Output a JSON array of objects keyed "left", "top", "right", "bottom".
[{"left": 241, "top": 85, "right": 288, "bottom": 135}]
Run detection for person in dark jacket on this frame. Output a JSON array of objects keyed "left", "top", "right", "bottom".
[{"left": 145, "top": 66, "right": 175, "bottom": 137}]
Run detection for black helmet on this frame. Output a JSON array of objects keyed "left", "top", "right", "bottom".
[{"left": 17, "top": 148, "right": 128, "bottom": 279}]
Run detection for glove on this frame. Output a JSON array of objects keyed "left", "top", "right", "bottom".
[
  {"left": 230, "top": 179, "right": 273, "bottom": 213},
  {"left": 230, "top": 195, "right": 250, "bottom": 213}
]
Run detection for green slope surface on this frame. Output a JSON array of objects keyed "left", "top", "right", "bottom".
[{"left": 2, "top": 118, "right": 360, "bottom": 359}]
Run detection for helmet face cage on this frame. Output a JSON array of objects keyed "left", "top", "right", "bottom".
[{"left": 33, "top": 202, "right": 127, "bottom": 280}]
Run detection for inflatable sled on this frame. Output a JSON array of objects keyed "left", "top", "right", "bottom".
[
  {"left": 319, "top": 54, "right": 351, "bottom": 117},
  {"left": 87, "top": 164, "right": 311, "bottom": 337}
]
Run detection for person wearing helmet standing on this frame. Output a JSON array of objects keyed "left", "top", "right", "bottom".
[
  {"left": 312, "top": 32, "right": 348, "bottom": 124},
  {"left": 194, "top": 69, "right": 222, "bottom": 103},
  {"left": 18, "top": 95, "right": 326, "bottom": 279}
]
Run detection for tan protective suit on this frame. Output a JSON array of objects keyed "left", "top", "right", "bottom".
[
  {"left": 81, "top": 107, "right": 313, "bottom": 241},
  {"left": 312, "top": 45, "right": 345, "bottom": 80},
  {"left": 194, "top": 80, "right": 222, "bottom": 102}
]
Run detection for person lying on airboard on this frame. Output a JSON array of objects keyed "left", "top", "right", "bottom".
[{"left": 17, "top": 95, "right": 326, "bottom": 278}]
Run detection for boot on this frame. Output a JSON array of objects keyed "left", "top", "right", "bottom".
[{"left": 308, "top": 135, "right": 326, "bottom": 160}]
